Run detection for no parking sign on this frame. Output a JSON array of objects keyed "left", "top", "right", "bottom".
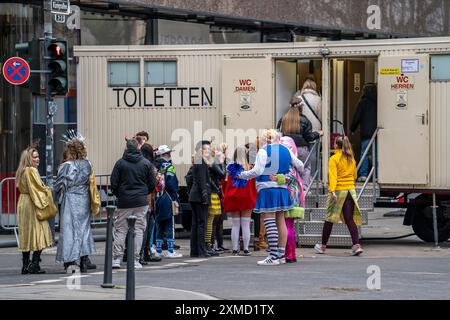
[{"left": 2, "top": 57, "right": 30, "bottom": 85}]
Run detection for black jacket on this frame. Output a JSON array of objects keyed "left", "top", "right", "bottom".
[
  {"left": 111, "top": 149, "right": 156, "bottom": 209},
  {"left": 188, "top": 156, "right": 212, "bottom": 204},
  {"left": 209, "top": 163, "right": 225, "bottom": 198},
  {"left": 351, "top": 96, "right": 377, "bottom": 140},
  {"left": 277, "top": 114, "right": 320, "bottom": 147}
]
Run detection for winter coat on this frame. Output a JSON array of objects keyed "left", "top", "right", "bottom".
[
  {"left": 209, "top": 163, "right": 225, "bottom": 198},
  {"left": 111, "top": 149, "right": 156, "bottom": 209},
  {"left": 296, "top": 89, "right": 322, "bottom": 131},
  {"left": 277, "top": 114, "right": 320, "bottom": 148},
  {"left": 188, "top": 155, "right": 212, "bottom": 204},
  {"left": 351, "top": 95, "right": 377, "bottom": 140},
  {"left": 154, "top": 157, "right": 179, "bottom": 221}
]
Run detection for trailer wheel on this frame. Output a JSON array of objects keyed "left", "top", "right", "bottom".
[{"left": 411, "top": 205, "right": 450, "bottom": 243}]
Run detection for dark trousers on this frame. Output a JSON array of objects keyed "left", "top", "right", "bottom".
[
  {"left": 140, "top": 210, "right": 155, "bottom": 257},
  {"left": 156, "top": 217, "right": 174, "bottom": 241},
  {"left": 212, "top": 214, "right": 224, "bottom": 247},
  {"left": 190, "top": 202, "right": 208, "bottom": 256},
  {"left": 322, "top": 193, "right": 359, "bottom": 246}
]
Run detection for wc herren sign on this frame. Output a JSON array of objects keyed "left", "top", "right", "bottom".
[{"left": 111, "top": 86, "right": 213, "bottom": 108}]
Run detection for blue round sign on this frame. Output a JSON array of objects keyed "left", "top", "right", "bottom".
[{"left": 2, "top": 57, "right": 30, "bottom": 85}]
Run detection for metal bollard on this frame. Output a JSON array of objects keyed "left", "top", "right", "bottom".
[
  {"left": 101, "top": 206, "right": 116, "bottom": 288},
  {"left": 126, "top": 215, "right": 137, "bottom": 300}
]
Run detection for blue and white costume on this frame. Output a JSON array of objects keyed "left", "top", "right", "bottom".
[{"left": 239, "top": 143, "right": 304, "bottom": 213}]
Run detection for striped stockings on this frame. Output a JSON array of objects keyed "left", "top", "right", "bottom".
[{"left": 264, "top": 218, "right": 279, "bottom": 259}]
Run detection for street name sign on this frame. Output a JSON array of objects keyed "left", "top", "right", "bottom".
[{"left": 51, "top": 0, "right": 70, "bottom": 15}]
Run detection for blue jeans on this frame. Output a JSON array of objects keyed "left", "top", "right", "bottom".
[
  {"left": 359, "top": 139, "right": 377, "bottom": 178},
  {"left": 156, "top": 217, "right": 174, "bottom": 253}
]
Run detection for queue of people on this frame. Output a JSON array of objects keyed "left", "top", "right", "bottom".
[{"left": 15, "top": 78, "right": 365, "bottom": 274}]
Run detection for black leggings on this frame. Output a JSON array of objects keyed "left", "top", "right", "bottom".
[{"left": 322, "top": 193, "right": 359, "bottom": 246}]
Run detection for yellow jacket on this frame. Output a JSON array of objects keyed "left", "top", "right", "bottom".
[{"left": 328, "top": 150, "right": 357, "bottom": 193}]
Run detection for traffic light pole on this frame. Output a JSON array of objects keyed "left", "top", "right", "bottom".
[
  {"left": 44, "top": 0, "right": 57, "bottom": 240},
  {"left": 44, "top": 0, "right": 55, "bottom": 190}
]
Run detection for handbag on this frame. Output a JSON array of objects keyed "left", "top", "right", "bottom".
[
  {"left": 89, "top": 171, "right": 100, "bottom": 216},
  {"left": 36, "top": 187, "right": 58, "bottom": 221},
  {"left": 165, "top": 191, "right": 179, "bottom": 216}
]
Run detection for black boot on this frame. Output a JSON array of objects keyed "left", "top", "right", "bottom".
[
  {"left": 21, "top": 252, "right": 30, "bottom": 275},
  {"left": 64, "top": 261, "right": 77, "bottom": 273},
  {"left": 86, "top": 256, "right": 96, "bottom": 270},
  {"left": 80, "top": 256, "right": 88, "bottom": 273},
  {"left": 27, "top": 251, "right": 45, "bottom": 274}
]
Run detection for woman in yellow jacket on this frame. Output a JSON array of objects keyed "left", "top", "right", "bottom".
[
  {"left": 16, "top": 147, "right": 54, "bottom": 274},
  {"left": 314, "top": 136, "right": 363, "bottom": 256}
]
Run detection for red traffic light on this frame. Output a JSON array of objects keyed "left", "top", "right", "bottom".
[{"left": 48, "top": 42, "right": 66, "bottom": 58}]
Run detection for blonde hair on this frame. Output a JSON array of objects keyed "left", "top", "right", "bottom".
[
  {"left": 335, "top": 136, "right": 355, "bottom": 164},
  {"left": 233, "top": 147, "right": 250, "bottom": 171},
  {"left": 301, "top": 78, "right": 317, "bottom": 92},
  {"left": 15, "top": 148, "right": 38, "bottom": 187},
  {"left": 281, "top": 104, "right": 301, "bottom": 135},
  {"left": 262, "top": 129, "right": 280, "bottom": 145}
]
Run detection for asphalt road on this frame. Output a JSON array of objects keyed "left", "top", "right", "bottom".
[{"left": 0, "top": 209, "right": 449, "bottom": 300}]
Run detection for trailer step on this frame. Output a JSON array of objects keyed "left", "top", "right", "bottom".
[
  {"left": 297, "top": 234, "right": 353, "bottom": 247},
  {"left": 304, "top": 210, "right": 369, "bottom": 225}
]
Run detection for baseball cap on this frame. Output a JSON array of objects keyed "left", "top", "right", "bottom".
[{"left": 156, "top": 145, "right": 173, "bottom": 156}]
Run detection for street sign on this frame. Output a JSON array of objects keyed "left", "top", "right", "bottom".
[
  {"left": 55, "top": 14, "right": 66, "bottom": 23},
  {"left": 2, "top": 57, "right": 30, "bottom": 85},
  {"left": 51, "top": 0, "right": 70, "bottom": 15}
]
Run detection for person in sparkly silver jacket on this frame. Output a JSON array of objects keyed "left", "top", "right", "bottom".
[{"left": 55, "top": 134, "right": 97, "bottom": 273}]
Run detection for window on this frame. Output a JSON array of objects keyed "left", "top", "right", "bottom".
[
  {"left": 108, "top": 61, "right": 139, "bottom": 86},
  {"left": 431, "top": 55, "right": 450, "bottom": 81},
  {"left": 145, "top": 61, "right": 177, "bottom": 86}
]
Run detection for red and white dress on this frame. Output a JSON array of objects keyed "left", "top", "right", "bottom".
[{"left": 221, "top": 173, "right": 257, "bottom": 213}]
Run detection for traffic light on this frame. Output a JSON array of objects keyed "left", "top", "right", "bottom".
[
  {"left": 14, "top": 39, "right": 42, "bottom": 94},
  {"left": 46, "top": 39, "right": 68, "bottom": 96}
]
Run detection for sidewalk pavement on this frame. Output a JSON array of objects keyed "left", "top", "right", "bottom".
[{"left": 0, "top": 284, "right": 217, "bottom": 300}]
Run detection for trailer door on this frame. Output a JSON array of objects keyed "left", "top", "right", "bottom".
[
  {"left": 377, "top": 54, "right": 429, "bottom": 185},
  {"left": 221, "top": 58, "right": 273, "bottom": 141}
]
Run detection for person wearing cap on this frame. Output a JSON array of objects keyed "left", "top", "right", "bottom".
[
  {"left": 154, "top": 145, "right": 182, "bottom": 258},
  {"left": 110, "top": 138, "right": 156, "bottom": 269}
]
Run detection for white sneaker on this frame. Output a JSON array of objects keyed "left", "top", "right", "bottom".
[
  {"left": 154, "top": 251, "right": 162, "bottom": 258},
  {"left": 150, "top": 246, "right": 156, "bottom": 255},
  {"left": 165, "top": 251, "right": 183, "bottom": 259},
  {"left": 278, "top": 256, "right": 286, "bottom": 264},
  {"left": 357, "top": 176, "right": 367, "bottom": 182},
  {"left": 134, "top": 260, "right": 143, "bottom": 269},
  {"left": 351, "top": 244, "right": 364, "bottom": 256},
  {"left": 112, "top": 258, "right": 121, "bottom": 269},
  {"left": 257, "top": 256, "right": 280, "bottom": 266},
  {"left": 314, "top": 243, "right": 326, "bottom": 254}
]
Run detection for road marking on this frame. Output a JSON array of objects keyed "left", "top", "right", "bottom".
[
  {"left": 0, "top": 284, "right": 36, "bottom": 288},
  {"left": 31, "top": 279, "right": 64, "bottom": 284},
  {"left": 88, "top": 272, "right": 105, "bottom": 275},
  {"left": 146, "top": 285, "right": 218, "bottom": 300},
  {"left": 164, "top": 263, "right": 189, "bottom": 267},
  {"left": 60, "top": 275, "right": 91, "bottom": 279},
  {"left": 184, "top": 259, "right": 208, "bottom": 263}
]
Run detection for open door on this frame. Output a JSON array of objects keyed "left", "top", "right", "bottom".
[
  {"left": 221, "top": 58, "right": 273, "bottom": 137},
  {"left": 377, "top": 55, "right": 429, "bottom": 184},
  {"left": 275, "top": 60, "right": 297, "bottom": 124}
]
